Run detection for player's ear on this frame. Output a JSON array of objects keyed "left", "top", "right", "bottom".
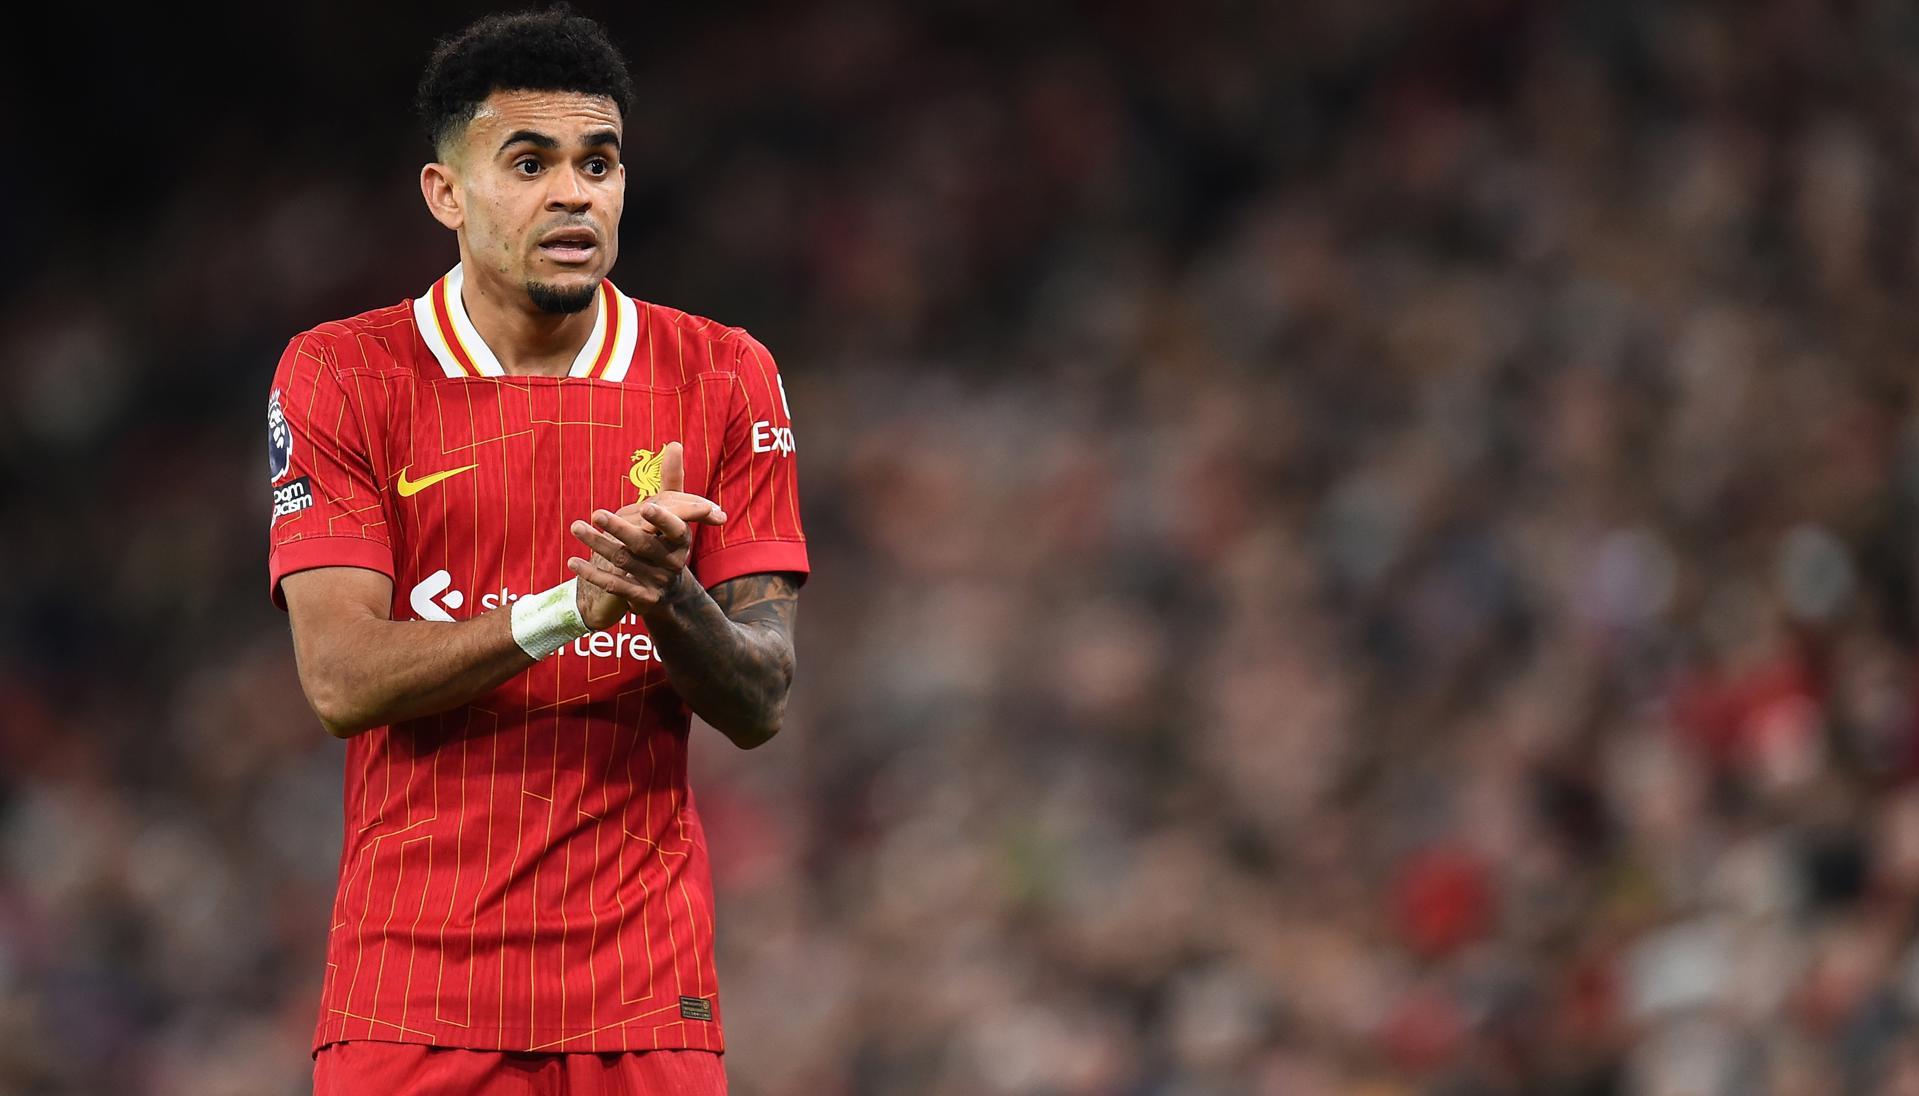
[{"left": 421, "top": 161, "right": 464, "bottom": 231}]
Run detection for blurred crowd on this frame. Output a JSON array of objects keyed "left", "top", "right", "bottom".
[{"left": 8, "top": 0, "right": 1919, "bottom": 1092}]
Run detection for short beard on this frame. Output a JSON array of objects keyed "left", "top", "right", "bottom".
[{"left": 526, "top": 280, "right": 599, "bottom": 315}]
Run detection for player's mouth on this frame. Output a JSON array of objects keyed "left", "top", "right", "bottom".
[{"left": 537, "top": 228, "right": 599, "bottom": 264}]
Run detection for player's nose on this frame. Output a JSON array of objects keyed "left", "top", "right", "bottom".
[{"left": 545, "top": 168, "right": 593, "bottom": 213}]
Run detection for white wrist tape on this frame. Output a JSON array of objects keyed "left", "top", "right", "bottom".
[{"left": 511, "top": 578, "right": 592, "bottom": 660}]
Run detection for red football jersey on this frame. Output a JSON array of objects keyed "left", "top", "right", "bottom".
[{"left": 266, "top": 263, "right": 807, "bottom": 1055}]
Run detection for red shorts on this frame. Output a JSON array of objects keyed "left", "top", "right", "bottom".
[{"left": 313, "top": 1041, "right": 727, "bottom": 1095}]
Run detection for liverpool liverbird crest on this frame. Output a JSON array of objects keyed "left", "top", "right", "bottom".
[{"left": 628, "top": 448, "right": 665, "bottom": 498}]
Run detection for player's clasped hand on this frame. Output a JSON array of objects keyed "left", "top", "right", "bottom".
[{"left": 568, "top": 441, "right": 727, "bottom": 627}]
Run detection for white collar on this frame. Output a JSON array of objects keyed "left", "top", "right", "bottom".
[{"left": 412, "top": 263, "right": 638, "bottom": 381}]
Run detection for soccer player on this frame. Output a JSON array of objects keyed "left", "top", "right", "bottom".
[{"left": 266, "top": 10, "right": 805, "bottom": 1093}]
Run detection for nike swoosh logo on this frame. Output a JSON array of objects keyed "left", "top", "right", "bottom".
[{"left": 395, "top": 463, "right": 479, "bottom": 497}]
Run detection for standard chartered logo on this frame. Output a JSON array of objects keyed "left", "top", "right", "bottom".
[
  {"left": 409, "top": 569, "right": 466, "bottom": 620},
  {"left": 406, "top": 570, "right": 657, "bottom": 661}
]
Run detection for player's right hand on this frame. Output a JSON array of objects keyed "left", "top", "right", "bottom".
[{"left": 574, "top": 555, "right": 632, "bottom": 630}]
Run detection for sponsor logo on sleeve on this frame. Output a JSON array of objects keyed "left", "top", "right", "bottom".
[
  {"left": 267, "top": 388, "right": 294, "bottom": 482},
  {"left": 756, "top": 376, "right": 795, "bottom": 455},
  {"left": 751, "top": 421, "right": 795, "bottom": 456},
  {"left": 271, "top": 475, "right": 313, "bottom": 522}
]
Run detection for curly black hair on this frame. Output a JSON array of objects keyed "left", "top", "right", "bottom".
[{"left": 415, "top": 6, "right": 635, "bottom": 156}]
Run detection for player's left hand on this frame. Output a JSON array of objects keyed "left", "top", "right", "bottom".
[
  {"left": 568, "top": 502, "right": 700, "bottom": 615},
  {"left": 567, "top": 443, "right": 724, "bottom": 618}
]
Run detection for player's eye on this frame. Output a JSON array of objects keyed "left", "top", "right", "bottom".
[
  {"left": 513, "top": 157, "right": 541, "bottom": 176},
  {"left": 584, "top": 158, "right": 610, "bottom": 177}
]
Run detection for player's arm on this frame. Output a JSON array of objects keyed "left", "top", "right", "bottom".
[
  {"left": 281, "top": 486, "right": 724, "bottom": 738},
  {"left": 569, "top": 335, "right": 807, "bottom": 749},
  {"left": 265, "top": 330, "right": 525, "bottom": 739},
  {"left": 280, "top": 566, "right": 539, "bottom": 738},
  {"left": 568, "top": 457, "right": 797, "bottom": 749},
  {"left": 644, "top": 570, "right": 799, "bottom": 750},
  {"left": 570, "top": 521, "right": 798, "bottom": 749}
]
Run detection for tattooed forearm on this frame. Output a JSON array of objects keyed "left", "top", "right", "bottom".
[{"left": 641, "top": 572, "right": 800, "bottom": 749}]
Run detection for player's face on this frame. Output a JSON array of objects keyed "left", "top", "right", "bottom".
[{"left": 446, "top": 90, "right": 625, "bottom": 313}]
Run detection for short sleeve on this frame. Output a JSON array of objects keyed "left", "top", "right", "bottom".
[
  {"left": 266, "top": 332, "right": 394, "bottom": 608},
  {"left": 690, "top": 331, "right": 809, "bottom": 588}
]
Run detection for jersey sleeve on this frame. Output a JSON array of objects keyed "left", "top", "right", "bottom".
[
  {"left": 690, "top": 331, "right": 809, "bottom": 588},
  {"left": 266, "top": 331, "right": 394, "bottom": 608}
]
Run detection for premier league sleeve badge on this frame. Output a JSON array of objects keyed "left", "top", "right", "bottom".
[{"left": 267, "top": 388, "right": 294, "bottom": 483}]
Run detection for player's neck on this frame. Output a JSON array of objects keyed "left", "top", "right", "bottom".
[{"left": 459, "top": 269, "right": 598, "bottom": 377}]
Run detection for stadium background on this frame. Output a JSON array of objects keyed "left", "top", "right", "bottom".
[{"left": 6, "top": 0, "right": 1919, "bottom": 1092}]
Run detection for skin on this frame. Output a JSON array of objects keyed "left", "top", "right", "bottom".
[
  {"left": 567, "top": 445, "right": 800, "bottom": 749},
  {"left": 281, "top": 91, "right": 800, "bottom": 749},
  {"left": 419, "top": 89, "right": 626, "bottom": 376}
]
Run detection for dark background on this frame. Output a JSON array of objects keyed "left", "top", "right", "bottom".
[{"left": 8, "top": 1, "right": 1919, "bottom": 1092}]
